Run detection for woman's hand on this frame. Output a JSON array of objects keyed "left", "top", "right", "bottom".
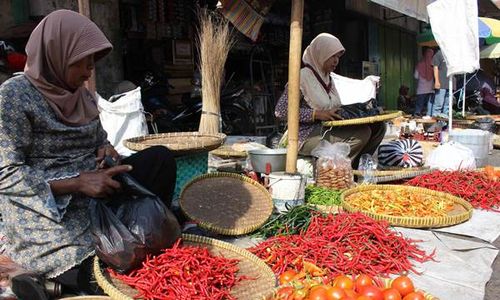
[
  {"left": 96, "top": 144, "right": 120, "bottom": 168},
  {"left": 76, "top": 165, "right": 132, "bottom": 198},
  {"left": 315, "top": 109, "right": 343, "bottom": 121}
]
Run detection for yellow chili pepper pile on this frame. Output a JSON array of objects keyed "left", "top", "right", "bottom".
[{"left": 345, "top": 189, "right": 455, "bottom": 217}]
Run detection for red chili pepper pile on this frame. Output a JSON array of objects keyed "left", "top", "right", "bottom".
[
  {"left": 406, "top": 170, "right": 500, "bottom": 212},
  {"left": 109, "top": 239, "right": 248, "bottom": 300},
  {"left": 249, "top": 213, "right": 434, "bottom": 278}
]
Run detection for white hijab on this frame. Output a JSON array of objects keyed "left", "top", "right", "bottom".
[{"left": 300, "top": 33, "right": 344, "bottom": 110}]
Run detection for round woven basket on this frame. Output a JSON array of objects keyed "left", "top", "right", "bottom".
[
  {"left": 465, "top": 114, "right": 500, "bottom": 122},
  {"left": 341, "top": 185, "right": 473, "bottom": 228},
  {"left": 94, "top": 234, "right": 276, "bottom": 300},
  {"left": 494, "top": 134, "right": 500, "bottom": 149},
  {"left": 312, "top": 204, "right": 342, "bottom": 214},
  {"left": 123, "top": 132, "right": 226, "bottom": 156},
  {"left": 180, "top": 172, "right": 274, "bottom": 236},
  {"left": 267, "top": 277, "right": 438, "bottom": 300},
  {"left": 353, "top": 167, "right": 435, "bottom": 183},
  {"left": 322, "top": 110, "right": 402, "bottom": 127}
]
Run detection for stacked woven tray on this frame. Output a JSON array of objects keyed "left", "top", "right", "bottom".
[
  {"left": 94, "top": 234, "right": 276, "bottom": 300},
  {"left": 341, "top": 185, "right": 473, "bottom": 228},
  {"left": 353, "top": 166, "right": 435, "bottom": 183}
]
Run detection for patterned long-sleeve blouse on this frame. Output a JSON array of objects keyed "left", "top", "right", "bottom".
[
  {"left": 0, "top": 75, "right": 109, "bottom": 278},
  {"left": 275, "top": 86, "right": 321, "bottom": 148}
]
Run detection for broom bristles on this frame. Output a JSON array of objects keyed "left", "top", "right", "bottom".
[{"left": 197, "top": 8, "right": 234, "bottom": 134}]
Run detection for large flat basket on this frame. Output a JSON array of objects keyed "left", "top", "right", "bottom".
[
  {"left": 341, "top": 185, "right": 473, "bottom": 228},
  {"left": 94, "top": 234, "right": 276, "bottom": 300},
  {"left": 180, "top": 173, "right": 274, "bottom": 236},
  {"left": 123, "top": 132, "right": 226, "bottom": 156},
  {"left": 322, "top": 110, "right": 402, "bottom": 127}
]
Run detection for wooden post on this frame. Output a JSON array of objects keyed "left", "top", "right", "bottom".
[
  {"left": 285, "top": 0, "right": 304, "bottom": 174},
  {"left": 78, "top": 0, "right": 96, "bottom": 94}
]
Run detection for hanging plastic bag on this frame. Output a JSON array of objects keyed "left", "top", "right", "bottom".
[
  {"left": 90, "top": 157, "right": 181, "bottom": 273},
  {"left": 425, "top": 141, "right": 476, "bottom": 171},
  {"left": 311, "top": 141, "right": 353, "bottom": 190}
]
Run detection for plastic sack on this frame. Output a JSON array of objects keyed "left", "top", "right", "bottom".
[
  {"left": 97, "top": 87, "right": 148, "bottom": 157},
  {"left": 425, "top": 141, "right": 476, "bottom": 171},
  {"left": 337, "top": 99, "right": 380, "bottom": 120},
  {"left": 377, "top": 139, "right": 424, "bottom": 168},
  {"left": 311, "top": 141, "right": 353, "bottom": 190},
  {"left": 90, "top": 158, "right": 181, "bottom": 273}
]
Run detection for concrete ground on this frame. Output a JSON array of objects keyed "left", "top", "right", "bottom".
[{"left": 484, "top": 148, "right": 500, "bottom": 300}]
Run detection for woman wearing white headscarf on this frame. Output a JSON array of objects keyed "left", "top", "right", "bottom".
[
  {"left": 0, "top": 10, "right": 179, "bottom": 299},
  {"left": 275, "top": 33, "right": 386, "bottom": 168}
]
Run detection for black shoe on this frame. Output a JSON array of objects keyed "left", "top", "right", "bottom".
[{"left": 11, "top": 274, "right": 49, "bottom": 300}]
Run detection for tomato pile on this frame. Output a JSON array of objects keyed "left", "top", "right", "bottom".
[{"left": 274, "top": 269, "right": 426, "bottom": 300}]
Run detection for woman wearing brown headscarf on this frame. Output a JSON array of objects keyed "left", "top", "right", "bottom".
[
  {"left": 275, "top": 33, "right": 386, "bottom": 168},
  {"left": 0, "top": 10, "right": 178, "bottom": 299}
]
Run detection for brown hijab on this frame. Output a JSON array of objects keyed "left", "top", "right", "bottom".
[{"left": 24, "top": 9, "right": 113, "bottom": 126}]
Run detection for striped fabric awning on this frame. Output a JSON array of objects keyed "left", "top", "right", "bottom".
[{"left": 220, "top": 0, "right": 275, "bottom": 41}]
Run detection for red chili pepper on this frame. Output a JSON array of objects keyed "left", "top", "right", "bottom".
[
  {"left": 108, "top": 239, "right": 251, "bottom": 300},
  {"left": 249, "top": 213, "right": 434, "bottom": 278}
]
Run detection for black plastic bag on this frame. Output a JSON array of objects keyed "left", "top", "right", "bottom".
[
  {"left": 89, "top": 157, "right": 181, "bottom": 273},
  {"left": 337, "top": 99, "right": 380, "bottom": 120}
]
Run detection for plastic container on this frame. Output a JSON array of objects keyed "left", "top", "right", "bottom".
[
  {"left": 449, "top": 129, "right": 490, "bottom": 167},
  {"left": 268, "top": 172, "right": 306, "bottom": 213}
]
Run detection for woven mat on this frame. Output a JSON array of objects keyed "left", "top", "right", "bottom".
[
  {"left": 180, "top": 173, "right": 274, "bottom": 235},
  {"left": 123, "top": 132, "right": 226, "bottom": 156},
  {"left": 94, "top": 234, "right": 276, "bottom": 300},
  {"left": 322, "top": 110, "right": 402, "bottom": 127},
  {"left": 341, "top": 185, "right": 473, "bottom": 228}
]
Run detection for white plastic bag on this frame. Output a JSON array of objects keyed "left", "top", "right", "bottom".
[
  {"left": 425, "top": 141, "right": 476, "bottom": 170},
  {"left": 97, "top": 87, "right": 148, "bottom": 157}
]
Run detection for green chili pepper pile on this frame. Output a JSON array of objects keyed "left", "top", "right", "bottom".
[
  {"left": 305, "top": 185, "right": 343, "bottom": 206},
  {"left": 253, "top": 205, "right": 321, "bottom": 238}
]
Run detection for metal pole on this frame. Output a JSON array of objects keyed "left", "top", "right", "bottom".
[
  {"left": 285, "top": 0, "right": 304, "bottom": 174},
  {"left": 78, "top": 0, "right": 96, "bottom": 94},
  {"left": 448, "top": 76, "right": 453, "bottom": 132},
  {"left": 462, "top": 74, "right": 466, "bottom": 117}
]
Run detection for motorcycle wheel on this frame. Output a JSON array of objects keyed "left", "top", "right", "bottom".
[{"left": 221, "top": 105, "right": 253, "bottom": 135}]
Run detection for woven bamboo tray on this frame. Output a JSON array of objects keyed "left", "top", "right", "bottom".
[
  {"left": 494, "top": 134, "right": 500, "bottom": 149},
  {"left": 341, "top": 185, "right": 473, "bottom": 228},
  {"left": 312, "top": 204, "right": 342, "bottom": 214},
  {"left": 180, "top": 172, "right": 274, "bottom": 236},
  {"left": 94, "top": 234, "right": 276, "bottom": 300},
  {"left": 59, "top": 297, "right": 112, "bottom": 300},
  {"left": 353, "top": 167, "right": 435, "bottom": 183},
  {"left": 267, "top": 277, "right": 438, "bottom": 300},
  {"left": 322, "top": 110, "right": 402, "bottom": 127},
  {"left": 211, "top": 145, "right": 247, "bottom": 158},
  {"left": 465, "top": 114, "right": 500, "bottom": 122},
  {"left": 123, "top": 132, "right": 226, "bottom": 156}
]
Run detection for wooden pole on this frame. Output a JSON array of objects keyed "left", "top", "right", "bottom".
[
  {"left": 78, "top": 0, "right": 96, "bottom": 94},
  {"left": 285, "top": 0, "right": 304, "bottom": 174}
]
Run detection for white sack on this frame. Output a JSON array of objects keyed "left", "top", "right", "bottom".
[
  {"left": 425, "top": 141, "right": 476, "bottom": 170},
  {"left": 331, "top": 73, "right": 379, "bottom": 105},
  {"left": 427, "top": 0, "right": 480, "bottom": 76},
  {"left": 98, "top": 87, "right": 148, "bottom": 157}
]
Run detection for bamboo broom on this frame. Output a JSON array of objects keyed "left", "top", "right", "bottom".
[{"left": 197, "top": 9, "right": 234, "bottom": 134}]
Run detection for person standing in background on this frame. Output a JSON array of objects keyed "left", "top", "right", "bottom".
[
  {"left": 414, "top": 47, "right": 434, "bottom": 116},
  {"left": 431, "top": 49, "right": 451, "bottom": 117}
]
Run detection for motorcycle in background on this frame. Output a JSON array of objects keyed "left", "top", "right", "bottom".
[{"left": 140, "top": 70, "right": 254, "bottom": 135}]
